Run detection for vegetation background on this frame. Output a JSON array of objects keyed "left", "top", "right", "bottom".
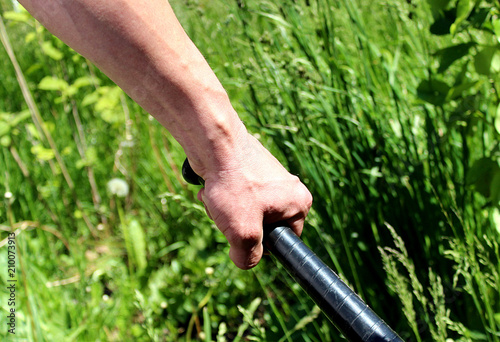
[{"left": 0, "top": 0, "right": 499, "bottom": 341}]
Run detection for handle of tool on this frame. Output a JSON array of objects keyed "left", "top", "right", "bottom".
[
  {"left": 182, "top": 158, "right": 404, "bottom": 342},
  {"left": 265, "top": 225, "right": 403, "bottom": 342}
]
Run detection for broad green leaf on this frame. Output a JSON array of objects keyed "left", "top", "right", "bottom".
[
  {"left": 61, "top": 146, "right": 72, "bottom": 156},
  {"left": 95, "top": 86, "right": 122, "bottom": 112},
  {"left": 75, "top": 147, "right": 96, "bottom": 169},
  {"left": 86, "top": 147, "right": 98, "bottom": 165},
  {"left": 95, "top": 86, "right": 124, "bottom": 123},
  {"left": 26, "top": 123, "right": 40, "bottom": 139},
  {"left": 81, "top": 91, "right": 100, "bottom": 107},
  {"left": 492, "top": 52, "right": 500, "bottom": 73},
  {"left": 0, "top": 122, "right": 10, "bottom": 137},
  {"left": 64, "top": 86, "right": 78, "bottom": 98},
  {"left": 65, "top": 77, "right": 95, "bottom": 98},
  {"left": 469, "top": 7, "right": 490, "bottom": 30},
  {"left": 3, "top": 10, "right": 31, "bottom": 23},
  {"left": 31, "top": 145, "right": 55, "bottom": 161},
  {"left": 493, "top": 19, "right": 500, "bottom": 43},
  {"left": 75, "top": 159, "right": 87, "bottom": 169},
  {"left": 435, "top": 43, "right": 475, "bottom": 73},
  {"left": 0, "top": 136, "right": 11, "bottom": 147},
  {"left": 100, "top": 110, "right": 121, "bottom": 124},
  {"left": 38, "top": 76, "right": 69, "bottom": 92},
  {"left": 41, "top": 41, "right": 64, "bottom": 61},
  {"left": 25, "top": 32, "right": 36, "bottom": 44},
  {"left": 448, "top": 81, "right": 478, "bottom": 100},
  {"left": 430, "top": 9, "right": 456, "bottom": 35},
  {"left": 456, "top": 0, "right": 473, "bottom": 19},
  {"left": 72, "top": 53, "right": 82, "bottom": 63},
  {"left": 11, "top": 110, "right": 32, "bottom": 127},
  {"left": 474, "top": 46, "right": 498, "bottom": 76},
  {"left": 417, "top": 79, "right": 451, "bottom": 106},
  {"left": 466, "top": 157, "right": 500, "bottom": 198},
  {"left": 450, "top": 0, "right": 475, "bottom": 35},
  {"left": 426, "top": 0, "right": 451, "bottom": 14},
  {"left": 25, "top": 63, "right": 43, "bottom": 75},
  {"left": 453, "top": 59, "right": 470, "bottom": 86},
  {"left": 72, "top": 76, "right": 94, "bottom": 89}
]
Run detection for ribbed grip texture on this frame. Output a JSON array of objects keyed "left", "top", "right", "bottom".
[{"left": 264, "top": 226, "right": 404, "bottom": 342}]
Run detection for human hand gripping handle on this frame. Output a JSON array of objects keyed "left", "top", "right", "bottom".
[{"left": 183, "top": 159, "right": 404, "bottom": 342}]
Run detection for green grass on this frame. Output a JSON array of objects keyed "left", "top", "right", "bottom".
[{"left": 1, "top": 0, "right": 499, "bottom": 341}]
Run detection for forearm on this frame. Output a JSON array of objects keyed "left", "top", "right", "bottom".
[
  {"left": 19, "top": 0, "right": 246, "bottom": 177},
  {"left": 20, "top": 0, "right": 313, "bottom": 269}
]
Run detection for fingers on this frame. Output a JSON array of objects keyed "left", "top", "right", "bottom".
[
  {"left": 196, "top": 174, "right": 312, "bottom": 271},
  {"left": 197, "top": 188, "right": 203, "bottom": 202},
  {"left": 228, "top": 231, "right": 264, "bottom": 270},
  {"left": 197, "top": 188, "right": 213, "bottom": 220},
  {"left": 263, "top": 178, "right": 312, "bottom": 237},
  {"left": 198, "top": 188, "right": 264, "bottom": 269},
  {"left": 285, "top": 214, "right": 306, "bottom": 237},
  {"left": 287, "top": 178, "right": 313, "bottom": 237}
]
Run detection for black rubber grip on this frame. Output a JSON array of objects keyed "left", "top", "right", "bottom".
[
  {"left": 182, "top": 158, "right": 404, "bottom": 341},
  {"left": 182, "top": 159, "right": 205, "bottom": 186},
  {"left": 264, "top": 226, "right": 403, "bottom": 342}
]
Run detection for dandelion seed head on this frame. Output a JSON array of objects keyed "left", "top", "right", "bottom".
[{"left": 107, "top": 178, "right": 129, "bottom": 197}]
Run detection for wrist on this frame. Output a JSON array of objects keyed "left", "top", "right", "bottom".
[
  {"left": 182, "top": 105, "right": 249, "bottom": 179},
  {"left": 198, "top": 129, "right": 275, "bottom": 184}
]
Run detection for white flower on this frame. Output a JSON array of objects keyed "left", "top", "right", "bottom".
[{"left": 107, "top": 178, "right": 129, "bottom": 198}]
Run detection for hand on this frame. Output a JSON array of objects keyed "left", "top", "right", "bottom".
[{"left": 197, "top": 133, "right": 313, "bottom": 269}]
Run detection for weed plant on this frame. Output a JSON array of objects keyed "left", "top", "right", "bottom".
[{"left": 0, "top": 0, "right": 499, "bottom": 341}]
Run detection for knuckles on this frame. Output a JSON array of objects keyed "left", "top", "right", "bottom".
[
  {"left": 202, "top": 169, "right": 312, "bottom": 270},
  {"left": 287, "top": 175, "right": 313, "bottom": 212},
  {"left": 303, "top": 187, "right": 313, "bottom": 210},
  {"left": 229, "top": 226, "right": 262, "bottom": 249}
]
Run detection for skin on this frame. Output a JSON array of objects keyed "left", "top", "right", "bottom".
[{"left": 19, "top": 0, "right": 312, "bottom": 269}]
